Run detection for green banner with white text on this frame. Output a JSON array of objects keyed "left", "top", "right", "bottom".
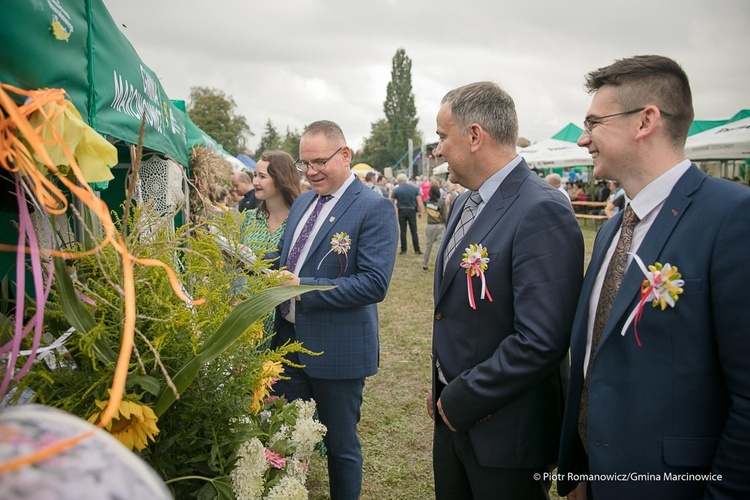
[{"left": 0, "top": 0, "right": 188, "bottom": 166}]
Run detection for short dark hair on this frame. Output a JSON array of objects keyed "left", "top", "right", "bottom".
[
  {"left": 584, "top": 55, "right": 694, "bottom": 147},
  {"left": 365, "top": 171, "right": 376, "bottom": 182},
  {"left": 429, "top": 184, "right": 441, "bottom": 201},
  {"left": 303, "top": 120, "right": 347, "bottom": 146},
  {"left": 235, "top": 171, "right": 252, "bottom": 184}
]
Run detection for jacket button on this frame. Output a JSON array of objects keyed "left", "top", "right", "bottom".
[{"left": 435, "top": 312, "right": 443, "bottom": 320}]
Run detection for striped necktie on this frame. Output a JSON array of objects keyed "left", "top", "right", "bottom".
[{"left": 443, "top": 190, "right": 482, "bottom": 269}]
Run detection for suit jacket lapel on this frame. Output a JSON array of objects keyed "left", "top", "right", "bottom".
[
  {"left": 597, "top": 165, "right": 704, "bottom": 348},
  {"left": 436, "top": 163, "right": 529, "bottom": 303},
  {"left": 303, "top": 178, "right": 361, "bottom": 268}
]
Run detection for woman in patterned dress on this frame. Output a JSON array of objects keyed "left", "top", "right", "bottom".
[
  {"left": 240, "top": 150, "right": 301, "bottom": 337},
  {"left": 240, "top": 150, "right": 301, "bottom": 259}
]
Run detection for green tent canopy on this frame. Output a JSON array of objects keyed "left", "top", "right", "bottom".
[
  {"left": 688, "top": 120, "right": 729, "bottom": 136},
  {"left": 0, "top": 0, "right": 188, "bottom": 166},
  {"left": 172, "top": 99, "right": 222, "bottom": 152},
  {"left": 687, "top": 110, "right": 750, "bottom": 136},
  {"left": 729, "top": 109, "right": 750, "bottom": 122},
  {"left": 551, "top": 123, "right": 584, "bottom": 143}
]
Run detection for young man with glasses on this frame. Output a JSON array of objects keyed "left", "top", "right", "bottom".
[
  {"left": 558, "top": 55, "right": 750, "bottom": 499},
  {"left": 272, "top": 120, "right": 398, "bottom": 500}
]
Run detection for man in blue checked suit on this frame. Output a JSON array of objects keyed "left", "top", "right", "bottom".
[
  {"left": 558, "top": 55, "right": 750, "bottom": 499},
  {"left": 272, "top": 120, "right": 398, "bottom": 500}
]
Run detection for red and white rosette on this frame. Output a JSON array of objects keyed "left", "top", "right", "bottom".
[
  {"left": 621, "top": 252, "right": 685, "bottom": 346},
  {"left": 460, "top": 243, "right": 493, "bottom": 310}
]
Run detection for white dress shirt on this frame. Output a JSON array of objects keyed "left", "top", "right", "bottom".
[{"left": 285, "top": 173, "right": 356, "bottom": 323}]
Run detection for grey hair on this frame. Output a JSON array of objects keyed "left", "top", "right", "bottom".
[
  {"left": 441, "top": 81, "right": 518, "bottom": 147},
  {"left": 545, "top": 173, "right": 562, "bottom": 187}
]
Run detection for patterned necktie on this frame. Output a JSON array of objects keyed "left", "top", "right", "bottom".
[
  {"left": 579, "top": 204, "right": 640, "bottom": 452},
  {"left": 280, "top": 195, "right": 333, "bottom": 318},
  {"left": 443, "top": 191, "right": 482, "bottom": 269}
]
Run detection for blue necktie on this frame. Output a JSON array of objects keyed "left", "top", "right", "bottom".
[{"left": 280, "top": 195, "right": 333, "bottom": 318}]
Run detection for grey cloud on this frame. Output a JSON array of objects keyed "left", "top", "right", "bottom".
[{"left": 104, "top": 0, "right": 750, "bottom": 151}]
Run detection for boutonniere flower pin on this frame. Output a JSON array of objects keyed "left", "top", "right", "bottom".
[
  {"left": 317, "top": 231, "right": 351, "bottom": 276},
  {"left": 460, "top": 243, "right": 493, "bottom": 310},
  {"left": 621, "top": 253, "right": 685, "bottom": 345}
]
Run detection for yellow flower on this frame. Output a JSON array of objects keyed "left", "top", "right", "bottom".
[
  {"left": 88, "top": 397, "right": 160, "bottom": 451},
  {"left": 330, "top": 232, "right": 351, "bottom": 254},
  {"left": 262, "top": 360, "right": 284, "bottom": 379},
  {"left": 245, "top": 322, "right": 266, "bottom": 346},
  {"left": 249, "top": 361, "right": 285, "bottom": 414},
  {"left": 462, "top": 244, "right": 490, "bottom": 276},
  {"left": 642, "top": 262, "right": 684, "bottom": 311}
]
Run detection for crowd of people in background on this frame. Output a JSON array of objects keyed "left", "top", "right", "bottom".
[
  {"left": 183, "top": 54, "right": 750, "bottom": 500},
  {"left": 207, "top": 161, "right": 473, "bottom": 273}
]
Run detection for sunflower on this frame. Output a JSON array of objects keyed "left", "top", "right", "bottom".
[
  {"left": 249, "top": 361, "right": 285, "bottom": 414},
  {"left": 88, "top": 397, "right": 160, "bottom": 451}
]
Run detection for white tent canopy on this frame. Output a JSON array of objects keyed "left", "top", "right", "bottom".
[
  {"left": 520, "top": 139, "right": 593, "bottom": 169},
  {"left": 433, "top": 162, "right": 449, "bottom": 175},
  {"left": 224, "top": 154, "right": 248, "bottom": 173},
  {"left": 685, "top": 117, "right": 750, "bottom": 160}
]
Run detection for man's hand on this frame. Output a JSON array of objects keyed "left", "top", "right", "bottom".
[
  {"left": 426, "top": 391, "right": 434, "bottom": 420},
  {"left": 567, "top": 481, "right": 587, "bottom": 500},
  {"left": 276, "top": 270, "right": 300, "bottom": 286},
  {"left": 436, "top": 397, "right": 457, "bottom": 431}
]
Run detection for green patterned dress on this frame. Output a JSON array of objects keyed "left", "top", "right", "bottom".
[{"left": 240, "top": 209, "right": 288, "bottom": 338}]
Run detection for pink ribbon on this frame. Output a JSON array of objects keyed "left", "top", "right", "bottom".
[
  {"left": 460, "top": 261, "right": 493, "bottom": 310},
  {"left": 630, "top": 284, "right": 653, "bottom": 347},
  {"left": 0, "top": 176, "right": 54, "bottom": 400}
]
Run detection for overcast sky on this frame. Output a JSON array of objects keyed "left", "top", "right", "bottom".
[{"left": 103, "top": 0, "right": 750, "bottom": 154}]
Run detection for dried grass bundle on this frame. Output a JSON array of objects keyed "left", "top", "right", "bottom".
[{"left": 188, "top": 146, "right": 234, "bottom": 222}]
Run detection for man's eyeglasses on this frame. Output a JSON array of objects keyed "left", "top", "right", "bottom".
[
  {"left": 295, "top": 147, "right": 343, "bottom": 172},
  {"left": 583, "top": 107, "right": 673, "bottom": 135},
  {"left": 583, "top": 108, "right": 645, "bottom": 135}
]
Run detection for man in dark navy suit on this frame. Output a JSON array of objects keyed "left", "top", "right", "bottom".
[
  {"left": 558, "top": 55, "right": 750, "bottom": 499},
  {"left": 427, "top": 81, "right": 584, "bottom": 499}
]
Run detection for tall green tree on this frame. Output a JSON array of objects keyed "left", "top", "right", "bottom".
[
  {"left": 280, "top": 127, "right": 302, "bottom": 158},
  {"left": 188, "top": 87, "right": 252, "bottom": 156},
  {"left": 254, "top": 119, "right": 282, "bottom": 158},
  {"left": 357, "top": 119, "right": 391, "bottom": 171},
  {"left": 383, "top": 48, "right": 419, "bottom": 169}
]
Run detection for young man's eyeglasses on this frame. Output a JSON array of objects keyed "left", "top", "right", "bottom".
[
  {"left": 583, "top": 108, "right": 645, "bottom": 135},
  {"left": 295, "top": 147, "right": 343, "bottom": 172},
  {"left": 583, "top": 107, "right": 673, "bottom": 135}
]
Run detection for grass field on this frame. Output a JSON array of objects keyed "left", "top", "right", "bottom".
[{"left": 307, "top": 219, "right": 600, "bottom": 499}]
